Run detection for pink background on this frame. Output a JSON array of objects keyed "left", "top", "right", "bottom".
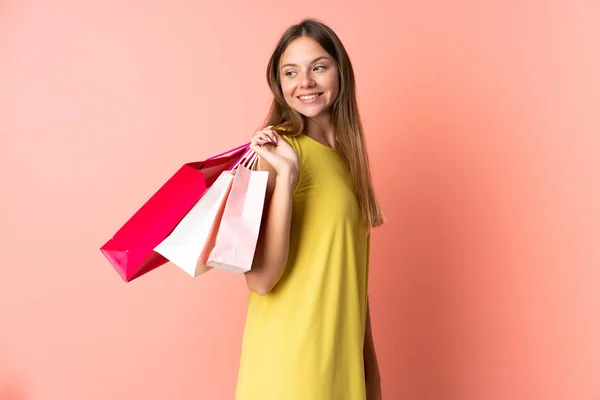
[{"left": 1, "top": 1, "right": 599, "bottom": 399}]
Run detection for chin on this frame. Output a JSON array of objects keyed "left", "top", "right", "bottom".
[
  {"left": 293, "top": 105, "right": 332, "bottom": 119},
  {"left": 296, "top": 109, "right": 322, "bottom": 118}
]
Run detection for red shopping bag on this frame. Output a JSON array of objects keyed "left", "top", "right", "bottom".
[{"left": 100, "top": 143, "right": 251, "bottom": 282}]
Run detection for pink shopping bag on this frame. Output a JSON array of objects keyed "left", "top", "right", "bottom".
[
  {"left": 207, "top": 152, "right": 269, "bottom": 274},
  {"left": 100, "top": 143, "right": 250, "bottom": 282}
]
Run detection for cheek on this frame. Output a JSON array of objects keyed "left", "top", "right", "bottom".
[
  {"left": 322, "top": 72, "right": 339, "bottom": 93},
  {"left": 325, "top": 78, "right": 339, "bottom": 100},
  {"left": 280, "top": 81, "right": 294, "bottom": 99},
  {"left": 330, "top": 79, "right": 340, "bottom": 96}
]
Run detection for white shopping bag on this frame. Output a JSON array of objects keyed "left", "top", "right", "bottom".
[{"left": 153, "top": 170, "right": 235, "bottom": 277}]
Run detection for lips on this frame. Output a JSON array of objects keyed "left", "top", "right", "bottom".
[
  {"left": 298, "top": 93, "right": 323, "bottom": 100},
  {"left": 298, "top": 92, "right": 323, "bottom": 98}
]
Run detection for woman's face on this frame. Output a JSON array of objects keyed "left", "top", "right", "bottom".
[{"left": 279, "top": 37, "right": 340, "bottom": 119}]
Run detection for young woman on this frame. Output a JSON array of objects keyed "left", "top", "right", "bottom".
[{"left": 236, "top": 18, "right": 385, "bottom": 400}]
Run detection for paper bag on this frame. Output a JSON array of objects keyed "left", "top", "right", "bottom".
[
  {"left": 207, "top": 153, "right": 269, "bottom": 274},
  {"left": 100, "top": 143, "right": 250, "bottom": 281}
]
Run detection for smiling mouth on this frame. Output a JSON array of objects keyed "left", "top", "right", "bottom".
[{"left": 298, "top": 93, "right": 323, "bottom": 100}]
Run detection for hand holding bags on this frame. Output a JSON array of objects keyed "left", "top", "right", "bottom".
[
  {"left": 207, "top": 151, "right": 269, "bottom": 274},
  {"left": 100, "top": 143, "right": 250, "bottom": 282}
]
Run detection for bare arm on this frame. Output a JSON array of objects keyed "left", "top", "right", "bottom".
[
  {"left": 244, "top": 159, "right": 296, "bottom": 295},
  {"left": 244, "top": 128, "right": 299, "bottom": 295}
]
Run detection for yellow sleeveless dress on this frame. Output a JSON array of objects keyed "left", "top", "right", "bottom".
[{"left": 235, "top": 133, "right": 371, "bottom": 400}]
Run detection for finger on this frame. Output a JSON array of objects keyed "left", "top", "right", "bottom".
[
  {"left": 261, "top": 129, "right": 277, "bottom": 143},
  {"left": 250, "top": 145, "right": 277, "bottom": 166},
  {"left": 259, "top": 130, "right": 273, "bottom": 143},
  {"left": 251, "top": 132, "right": 265, "bottom": 145},
  {"left": 249, "top": 142, "right": 276, "bottom": 166},
  {"left": 255, "top": 138, "right": 275, "bottom": 158},
  {"left": 255, "top": 132, "right": 273, "bottom": 145},
  {"left": 271, "top": 131, "right": 281, "bottom": 140},
  {"left": 250, "top": 135, "right": 264, "bottom": 147},
  {"left": 270, "top": 131, "right": 285, "bottom": 145},
  {"left": 249, "top": 141, "right": 262, "bottom": 153},
  {"left": 252, "top": 137, "right": 270, "bottom": 148}
]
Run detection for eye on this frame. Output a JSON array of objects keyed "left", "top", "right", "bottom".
[
  {"left": 284, "top": 70, "right": 296, "bottom": 77},
  {"left": 314, "top": 65, "right": 326, "bottom": 71}
]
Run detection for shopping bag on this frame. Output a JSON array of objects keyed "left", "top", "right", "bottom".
[
  {"left": 153, "top": 149, "right": 257, "bottom": 277},
  {"left": 100, "top": 143, "right": 250, "bottom": 282},
  {"left": 207, "top": 152, "right": 269, "bottom": 274}
]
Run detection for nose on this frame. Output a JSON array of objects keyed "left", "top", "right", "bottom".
[{"left": 299, "top": 70, "right": 316, "bottom": 88}]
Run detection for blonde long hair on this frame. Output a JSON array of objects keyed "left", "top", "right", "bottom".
[{"left": 262, "top": 18, "right": 385, "bottom": 228}]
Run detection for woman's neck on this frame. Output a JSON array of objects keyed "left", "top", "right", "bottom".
[{"left": 305, "top": 114, "right": 336, "bottom": 148}]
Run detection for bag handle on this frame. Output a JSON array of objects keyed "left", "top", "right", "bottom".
[
  {"left": 229, "top": 148, "right": 254, "bottom": 171},
  {"left": 248, "top": 152, "right": 261, "bottom": 171},
  {"left": 213, "top": 144, "right": 264, "bottom": 173},
  {"left": 206, "top": 142, "right": 250, "bottom": 161},
  {"left": 188, "top": 143, "right": 251, "bottom": 171}
]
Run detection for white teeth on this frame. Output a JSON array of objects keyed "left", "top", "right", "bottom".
[{"left": 299, "top": 93, "right": 321, "bottom": 100}]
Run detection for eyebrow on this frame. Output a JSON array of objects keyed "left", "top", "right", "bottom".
[{"left": 280, "top": 56, "right": 331, "bottom": 70}]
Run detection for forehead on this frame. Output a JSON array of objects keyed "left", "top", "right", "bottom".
[{"left": 280, "top": 37, "right": 330, "bottom": 64}]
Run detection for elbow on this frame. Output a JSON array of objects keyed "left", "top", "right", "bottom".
[
  {"left": 246, "top": 278, "right": 274, "bottom": 296},
  {"left": 249, "top": 283, "right": 271, "bottom": 296},
  {"left": 245, "top": 261, "right": 285, "bottom": 296}
]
